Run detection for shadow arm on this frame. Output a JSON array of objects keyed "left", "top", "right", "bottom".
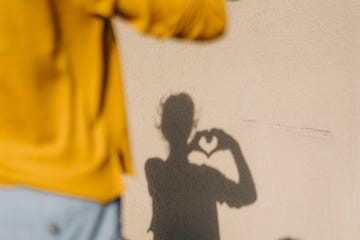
[
  {"left": 228, "top": 143, "right": 257, "bottom": 207},
  {"left": 210, "top": 129, "right": 257, "bottom": 208}
]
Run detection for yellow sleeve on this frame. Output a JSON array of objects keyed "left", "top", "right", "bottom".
[{"left": 115, "top": 0, "right": 227, "bottom": 40}]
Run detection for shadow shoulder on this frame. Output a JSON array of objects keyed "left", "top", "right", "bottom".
[{"left": 145, "top": 157, "right": 165, "bottom": 169}]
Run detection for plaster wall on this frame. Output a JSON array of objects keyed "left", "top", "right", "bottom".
[{"left": 114, "top": 0, "right": 360, "bottom": 239}]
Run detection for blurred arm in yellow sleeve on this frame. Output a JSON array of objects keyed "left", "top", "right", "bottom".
[
  {"left": 89, "top": 0, "right": 227, "bottom": 39},
  {"left": 116, "top": 0, "right": 226, "bottom": 39}
]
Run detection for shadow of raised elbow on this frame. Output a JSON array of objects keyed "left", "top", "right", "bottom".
[
  {"left": 244, "top": 190, "right": 257, "bottom": 205},
  {"left": 226, "top": 189, "right": 257, "bottom": 208}
]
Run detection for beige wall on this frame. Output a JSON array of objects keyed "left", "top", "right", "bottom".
[{"left": 114, "top": 0, "right": 360, "bottom": 239}]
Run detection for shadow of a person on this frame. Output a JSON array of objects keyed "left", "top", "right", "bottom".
[{"left": 145, "top": 93, "right": 257, "bottom": 240}]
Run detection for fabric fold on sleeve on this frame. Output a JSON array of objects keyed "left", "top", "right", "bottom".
[{"left": 86, "top": 0, "right": 116, "bottom": 18}]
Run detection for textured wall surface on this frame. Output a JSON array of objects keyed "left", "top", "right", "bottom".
[{"left": 113, "top": 0, "right": 360, "bottom": 239}]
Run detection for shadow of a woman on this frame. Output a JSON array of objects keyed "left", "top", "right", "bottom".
[{"left": 145, "top": 93, "right": 257, "bottom": 240}]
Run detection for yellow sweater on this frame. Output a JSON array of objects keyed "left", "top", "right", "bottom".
[{"left": 0, "top": 0, "right": 226, "bottom": 203}]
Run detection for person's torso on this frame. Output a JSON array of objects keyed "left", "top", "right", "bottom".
[{"left": 0, "top": 0, "right": 133, "bottom": 203}]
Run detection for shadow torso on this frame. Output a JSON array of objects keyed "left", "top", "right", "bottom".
[{"left": 146, "top": 158, "right": 228, "bottom": 240}]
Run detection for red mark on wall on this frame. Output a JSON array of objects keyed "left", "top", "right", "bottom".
[
  {"left": 240, "top": 120, "right": 331, "bottom": 138},
  {"left": 240, "top": 119, "right": 258, "bottom": 126},
  {"left": 273, "top": 124, "right": 331, "bottom": 138}
]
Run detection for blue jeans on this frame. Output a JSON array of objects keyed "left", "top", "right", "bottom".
[{"left": 0, "top": 187, "right": 122, "bottom": 240}]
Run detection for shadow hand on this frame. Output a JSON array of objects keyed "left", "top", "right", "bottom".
[
  {"left": 208, "top": 128, "right": 238, "bottom": 156},
  {"left": 187, "top": 130, "right": 210, "bottom": 155}
]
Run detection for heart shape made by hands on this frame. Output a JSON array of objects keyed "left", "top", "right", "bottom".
[{"left": 198, "top": 135, "right": 218, "bottom": 157}]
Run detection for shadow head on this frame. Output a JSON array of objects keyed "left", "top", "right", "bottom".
[{"left": 160, "top": 93, "right": 195, "bottom": 144}]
